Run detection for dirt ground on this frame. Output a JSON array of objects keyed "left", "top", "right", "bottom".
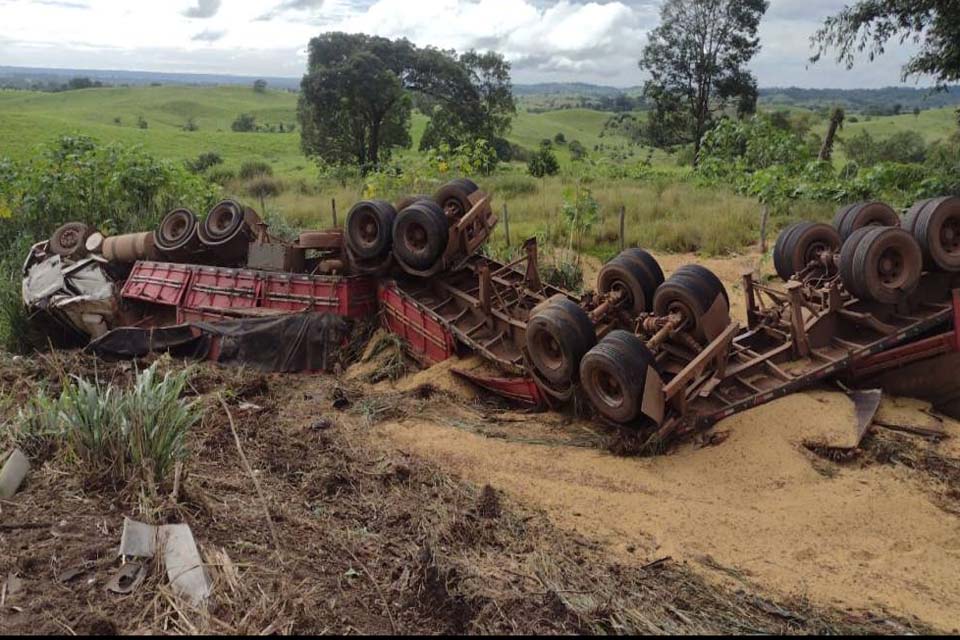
[{"left": 1, "top": 252, "right": 958, "bottom": 634}]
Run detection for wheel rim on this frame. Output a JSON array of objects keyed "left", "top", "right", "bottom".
[
  {"left": 535, "top": 330, "right": 564, "bottom": 373},
  {"left": 443, "top": 198, "right": 464, "bottom": 218},
  {"left": 940, "top": 216, "right": 960, "bottom": 256},
  {"left": 877, "top": 247, "right": 907, "bottom": 287},
  {"left": 590, "top": 368, "right": 624, "bottom": 409},
  {"left": 356, "top": 211, "right": 380, "bottom": 249},
  {"left": 209, "top": 208, "right": 237, "bottom": 237},
  {"left": 803, "top": 239, "right": 831, "bottom": 266},
  {"left": 59, "top": 227, "right": 82, "bottom": 250},
  {"left": 161, "top": 212, "right": 191, "bottom": 244},
  {"left": 403, "top": 221, "right": 428, "bottom": 254}
]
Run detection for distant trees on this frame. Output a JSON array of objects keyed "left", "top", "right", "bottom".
[
  {"left": 842, "top": 130, "right": 928, "bottom": 166},
  {"left": 639, "top": 0, "right": 769, "bottom": 160},
  {"left": 811, "top": 1, "right": 960, "bottom": 86},
  {"left": 297, "top": 32, "right": 516, "bottom": 171},
  {"left": 253, "top": 79, "right": 267, "bottom": 93}
]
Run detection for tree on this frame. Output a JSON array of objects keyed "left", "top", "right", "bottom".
[
  {"left": 818, "top": 107, "right": 845, "bottom": 161},
  {"left": 418, "top": 49, "right": 516, "bottom": 152},
  {"left": 639, "top": 0, "right": 769, "bottom": 161},
  {"left": 253, "top": 79, "right": 267, "bottom": 93},
  {"left": 811, "top": 1, "right": 960, "bottom": 86},
  {"left": 528, "top": 146, "right": 560, "bottom": 178},
  {"left": 298, "top": 33, "right": 515, "bottom": 170}
]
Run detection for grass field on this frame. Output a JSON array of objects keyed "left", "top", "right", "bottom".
[{"left": 0, "top": 84, "right": 952, "bottom": 257}]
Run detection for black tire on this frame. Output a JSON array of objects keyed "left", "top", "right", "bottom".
[
  {"left": 673, "top": 264, "right": 729, "bottom": 307},
  {"left": 49, "top": 222, "right": 92, "bottom": 258},
  {"left": 654, "top": 266, "right": 730, "bottom": 341},
  {"left": 902, "top": 196, "right": 960, "bottom": 272},
  {"left": 597, "top": 249, "right": 662, "bottom": 315},
  {"left": 345, "top": 200, "right": 397, "bottom": 260},
  {"left": 201, "top": 199, "right": 247, "bottom": 243},
  {"left": 392, "top": 200, "right": 449, "bottom": 271},
  {"left": 832, "top": 203, "right": 859, "bottom": 234},
  {"left": 840, "top": 226, "right": 922, "bottom": 304},
  {"left": 451, "top": 178, "right": 479, "bottom": 194},
  {"left": 434, "top": 181, "right": 474, "bottom": 219},
  {"left": 155, "top": 208, "right": 198, "bottom": 251},
  {"left": 834, "top": 201, "right": 899, "bottom": 241},
  {"left": 620, "top": 248, "right": 665, "bottom": 288},
  {"left": 395, "top": 194, "right": 433, "bottom": 212},
  {"left": 580, "top": 330, "right": 661, "bottom": 425},
  {"left": 774, "top": 222, "right": 840, "bottom": 281},
  {"left": 525, "top": 298, "right": 596, "bottom": 386}
]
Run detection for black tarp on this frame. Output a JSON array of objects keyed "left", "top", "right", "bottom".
[{"left": 88, "top": 312, "right": 351, "bottom": 373}]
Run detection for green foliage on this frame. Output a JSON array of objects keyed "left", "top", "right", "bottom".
[
  {"left": 812, "top": 1, "right": 960, "bottom": 86},
  {"left": 182, "top": 117, "right": 199, "bottom": 132},
  {"left": 541, "top": 261, "right": 584, "bottom": 292},
  {"left": 253, "top": 79, "right": 268, "bottom": 93},
  {"left": 186, "top": 151, "right": 223, "bottom": 173},
  {"left": 16, "top": 363, "right": 200, "bottom": 489},
  {"left": 427, "top": 139, "right": 499, "bottom": 176},
  {"left": 568, "top": 139, "right": 587, "bottom": 161},
  {"left": 232, "top": 112, "right": 257, "bottom": 132},
  {"left": 239, "top": 160, "right": 273, "bottom": 180},
  {"left": 842, "top": 129, "right": 927, "bottom": 165},
  {"left": 528, "top": 146, "right": 560, "bottom": 178},
  {"left": 137, "top": 115, "right": 148, "bottom": 129},
  {"left": 0, "top": 135, "right": 218, "bottom": 243},
  {"left": 640, "top": 0, "right": 768, "bottom": 152},
  {"left": 554, "top": 132, "right": 566, "bottom": 145},
  {"left": 245, "top": 175, "right": 284, "bottom": 200},
  {"left": 561, "top": 185, "right": 599, "bottom": 250}
]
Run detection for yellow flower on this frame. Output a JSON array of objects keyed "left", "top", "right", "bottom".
[
  {"left": 437, "top": 161, "right": 449, "bottom": 174},
  {"left": 0, "top": 200, "right": 11, "bottom": 219}
]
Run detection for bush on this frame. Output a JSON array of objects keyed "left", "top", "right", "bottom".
[
  {"left": 137, "top": 115, "right": 148, "bottom": 129},
  {"left": 182, "top": 117, "right": 199, "bottom": 132},
  {"left": 232, "top": 113, "right": 257, "bottom": 132},
  {"left": 207, "top": 167, "right": 237, "bottom": 185},
  {"left": 245, "top": 175, "right": 284, "bottom": 201},
  {"left": 843, "top": 130, "right": 927, "bottom": 166},
  {"left": 186, "top": 151, "right": 223, "bottom": 173},
  {"left": 554, "top": 132, "right": 567, "bottom": 145},
  {"left": 528, "top": 147, "right": 560, "bottom": 178},
  {"left": 569, "top": 140, "right": 587, "bottom": 161},
  {"left": 239, "top": 160, "right": 273, "bottom": 180},
  {"left": 16, "top": 363, "right": 200, "bottom": 489},
  {"left": 540, "top": 258, "right": 583, "bottom": 292}
]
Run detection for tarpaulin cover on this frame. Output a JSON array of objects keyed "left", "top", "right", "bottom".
[{"left": 89, "top": 312, "right": 350, "bottom": 373}]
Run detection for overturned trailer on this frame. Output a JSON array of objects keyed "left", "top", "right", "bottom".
[{"left": 20, "top": 181, "right": 960, "bottom": 451}]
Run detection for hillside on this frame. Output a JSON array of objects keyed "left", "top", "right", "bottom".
[{"left": 0, "top": 84, "right": 956, "bottom": 179}]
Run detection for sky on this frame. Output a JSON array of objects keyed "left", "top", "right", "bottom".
[{"left": 0, "top": 0, "right": 928, "bottom": 88}]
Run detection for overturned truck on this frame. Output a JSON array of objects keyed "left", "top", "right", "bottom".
[{"left": 22, "top": 182, "right": 960, "bottom": 451}]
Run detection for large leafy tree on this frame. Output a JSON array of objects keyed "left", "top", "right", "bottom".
[
  {"left": 639, "top": 0, "right": 769, "bottom": 161},
  {"left": 298, "top": 33, "right": 516, "bottom": 170},
  {"left": 298, "top": 34, "right": 413, "bottom": 169},
  {"left": 811, "top": 1, "right": 960, "bottom": 86}
]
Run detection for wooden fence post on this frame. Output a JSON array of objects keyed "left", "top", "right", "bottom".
[
  {"left": 618, "top": 205, "right": 626, "bottom": 252},
  {"left": 503, "top": 203, "right": 511, "bottom": 247},
  {"left": 332, "top": 198, "right": 338, "bottom": 227},
  {"left": 759, "top": 204, "right": 769, "bottom": 253}
]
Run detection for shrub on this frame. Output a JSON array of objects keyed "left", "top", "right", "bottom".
[
  {"left": 187, "top": 151, "right": 223, "bottom": 173},
  {"left": 528, "top": 147, "right": 560, "bottom": 178},
  {"left": 554, "top": 132, "right": 567, "bottom": 145},
  {"left": 540, "top": 258, "right": 583, "bottom": 292},
  {"left": 245, "top": 176, "right": 284, "bottom": 204},
  {"left": 239, "top": 160, "right": 273, "bottom": 180},
  {"left": 182, "top": 117, "right": 199, "bottom": 132},
  {"left": 137, "top": 115, "right": 148, "bottom": 129},
  {"left": 232, "top": 113, "right": 257, "bottom": 132},
  {"left": 207, "top": 167, "right": 237, "bottom": 185}
]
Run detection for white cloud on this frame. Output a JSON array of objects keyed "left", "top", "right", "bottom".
[{"left": 0, "top": 0, "right": 930, "bottom": 87}]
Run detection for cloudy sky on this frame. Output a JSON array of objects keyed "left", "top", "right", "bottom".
[{"left": 0, "top": 0, "right": 926, "bottom": 88}]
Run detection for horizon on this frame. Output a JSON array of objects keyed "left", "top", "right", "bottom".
[{"left": 0, "top": 64, "right": 948, "bottom": 94}]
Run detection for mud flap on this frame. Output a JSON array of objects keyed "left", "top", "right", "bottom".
[
  {"left": 701, "top": 293, "right": 731, "bottom": 343},
  {"left": 640, "top": 366, "right": 665, "bottom": 426}
]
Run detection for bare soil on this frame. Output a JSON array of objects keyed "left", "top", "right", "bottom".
[{"left": 0, "top": 351, "right": 939, "bottom": 635}]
